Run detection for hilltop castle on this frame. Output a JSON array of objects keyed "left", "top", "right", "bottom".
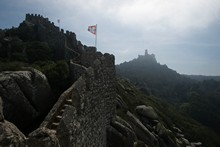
[{"left": 0, "top": 14, "right": 116, "bottom": 147}]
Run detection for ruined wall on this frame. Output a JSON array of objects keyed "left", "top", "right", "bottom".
[
  {"left": 81, "top": 46, "right": 97, "bottom": 67},
  {"left": 35, "top": 52, "right": 116, "bottom": 147},
  {"left": 58, "top": 53, "right": 115, "bottom": 147},
  {"left": 24, "top": 14, "right": 79, "bottom": 60}
]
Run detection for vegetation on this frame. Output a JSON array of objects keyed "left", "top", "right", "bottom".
[
  {"left": 116, "top": 78, "right": 220, "bottom": 146},
  {"left": 0, "top": 27, "right": 71, "bottom": 98},
  {"left": 117, "top": 52, "right": 220, "bottom": 139}
]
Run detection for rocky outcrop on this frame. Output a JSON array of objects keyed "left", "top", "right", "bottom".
[
  {"left": 135, "top": 105, "right": 159, "bottom": 120},
  {"left": 27, "top": 127, "right": 59, "bottom": 147},
  {"left": 127, "top": 111, "right": 159, "bottom": 146},
  {"left": 0, "top": 68, "right": 52, "bottom": 133},
  {"left": 108, "top": 116, "right": 136, "bottom": 147},
  {"left": 111, "top": 90, "right": 203, "bottom": 147},
  {"left": 0, "top": 96, "right": 26, "bottom": 147},
  {"left": 0, "top": 120, "right": 26, "bottom": 147},
  {"left": 0, "top": 96, "right": 3, "bottom": 121}
]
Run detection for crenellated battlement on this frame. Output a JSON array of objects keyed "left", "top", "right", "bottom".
[{"left": 26, "top": 13, "right": 50, "bottom": 25}]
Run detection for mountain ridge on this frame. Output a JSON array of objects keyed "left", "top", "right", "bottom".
[{"left": 117, "top": 49, "right": 220, "bottom": 137}]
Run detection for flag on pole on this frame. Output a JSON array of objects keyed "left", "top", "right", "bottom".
[{"left": 88, "top": 25, "right": 97, "bottom": 35}]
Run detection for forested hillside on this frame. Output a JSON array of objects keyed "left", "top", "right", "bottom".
[{"left": 117, "top": 50, "right": 220, "bottom": 137}]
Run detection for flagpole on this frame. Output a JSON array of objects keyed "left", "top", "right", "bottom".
[{"left": 95, "top": 24, "right": 97, "bottom": 49}]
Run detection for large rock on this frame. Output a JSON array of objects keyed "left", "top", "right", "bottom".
[
  {"left": 126, "top": 111, "right": 158, "bottom": 146},
  {"left": 109, "top": 116, "right": 136, "bottom": 147},
  {"left": 0, "top": 120, "right": 26, "bottom": 147},
  {"left": 27, "top": 127, "right": 60, "bottom": 147},
  {"left": 135, "top": 105, "right": 159, "bottom": 120},
  {"left": 107, "top": 126, "right": 126, "bottom": 147},
  {"left": 0, "top": 96, "right": 3, "bottom": 121},
  {"left": 0, "top": 68, "right": 52, "bottom": 133}
]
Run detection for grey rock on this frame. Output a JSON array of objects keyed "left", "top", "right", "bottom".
[
  {"left": 191, "top": 142, "right": 202, "bottom": 147},
  {"left": 27, "top": 127, "right": 60, "bottom": 147},
  {"left": 110, "top": 118, "right": 136, "bottom": 147},
  {"left": 115, "top": 115, "right": 133, "bottom": 130},
  {"left": 155, "top": 122, "right": 169, "bottom": 137},
  {"left": 0, "top": 68, "right": 52, "bottom": 132},
  {"left": 135, "top": 105, "right": 159, "bottom": 120},
  {"left": 116, "top": 95, "right": 128, "bottom": 110},
  {"left": 107, "top": 126, "right": 125, "bottom": 147},
  {"left": 0, "top": 96, "right": 3, "bottom": 121},
  {"left": 173, "top": 126, "right": 182, "bottom": 133},
  {"left": 134, "top": 141, "right": 149, "bottom": 147},
  {"left": 126, "top": 111, "right": 158, "bottom": 146},
  {"left": 0, "top": 120, "right": 26, "bottom": 147}
]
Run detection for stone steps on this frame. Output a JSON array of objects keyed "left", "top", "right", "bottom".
[{"left": 47, "top": 97, "right": 73, "bottom": 132}]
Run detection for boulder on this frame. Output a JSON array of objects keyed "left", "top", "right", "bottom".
[
  {"left": 126, "top": 111, "right": 158, "bottom": 146},
  {"left": 135, "top": 105, "right": 159, "bottom": 120},
  {"left": 134, "top": 140, "right": 148, "bottom": 147},
  {"left": 155, "top": 122, "right": 169, "bottom": 137},
  {"left": 107, "top": 126, "right": 125, "bottom": 147},
  {"left": 0, "top": 96, "right": 3, "bottom": 121},
  {"left": 116, "top": 95, "right": 128, "bottom": 111},
  {"left": 110, "top": 117, "right": 136, "bottom": 147},
  {"left": 27, "top": 127, "right": 60, "bottom": 147},
  {"left": 0, "top": 68, "right": 52, "bottom": 133},
  {"left": 0, "top": 120, "right": 26, "bottom": 147}
]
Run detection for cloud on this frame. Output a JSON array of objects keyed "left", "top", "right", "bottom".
[
  {"left": 112, "top": 0, "right": 220, "bottom": 32},
  {"left": 1, "top": 0, "right": 220, "bottom": 75}
]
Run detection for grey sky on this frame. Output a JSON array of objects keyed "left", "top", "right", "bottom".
[{"left": 0, "top": 0, "right": 220, "bottom": 75}]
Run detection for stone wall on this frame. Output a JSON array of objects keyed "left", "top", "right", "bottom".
[
  {"left": 35, "top": 52, "right": 116, "bottom": 147},
  {"left": 24, "top": 14, "right": 80, "bottom": 60}
]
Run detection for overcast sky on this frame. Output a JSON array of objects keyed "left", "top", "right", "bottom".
[{"left": 0, "top": 0, "right": 220, "bottom": 75}]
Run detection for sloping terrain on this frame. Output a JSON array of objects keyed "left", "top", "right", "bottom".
[
  {"left": 117, "top": 50, "right": 220, "bottom": 136},
  {"left": 114, "top": 78, "right": 220, "bottom": 146}
]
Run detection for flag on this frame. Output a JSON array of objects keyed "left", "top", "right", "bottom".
[
  {"left": 88, "top": 25, "right": 96, "bottom": 35},
  {"left": 57, "top": 19, "right": 60, "bottom": 23}
]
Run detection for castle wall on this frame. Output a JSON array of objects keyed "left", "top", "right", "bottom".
[
  {"left": 25, "top": 14, "right": 79, "bottom": 60},
  {"left": 19, "top": 14, "right": 116, "bottom": 146},
  {"left": 36, "top": 52, "right": 115, "bottom": 147},
  {"left": 57, "top": 53, "right": 115, "bottom": 147},
  {"left": 81, "top": 46, "right": 97, "bottom": 67}
]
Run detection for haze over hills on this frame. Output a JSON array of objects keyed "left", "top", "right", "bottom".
[
  {"left": 185, "top": 74, "right": 220, "bottom": 81},
  {"left": 117, "top": 50, "right": 220, "bottom": 137}
]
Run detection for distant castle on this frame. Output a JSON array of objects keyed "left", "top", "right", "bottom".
[
  {"left": 138, "top": 49, "right": 157, "bottom": 63},
  {"left": 1, "top": 14, "right": 116, "bottom": 147},
  {"left": 23, "top": 13, "right": 96, "bottom": 61}
]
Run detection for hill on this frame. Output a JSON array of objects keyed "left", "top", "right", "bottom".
[
  {"left": 115, "top": 78, "right": 220, "bottom": 146},
  {"left": 117, "top": 50, "right": 220, "bottom": 136},
  {"left": 185, "top": 74, "right": 220, "bottom": 81},
  {"left": 0, "top": 13, "right": 219, "bottom": 146}
]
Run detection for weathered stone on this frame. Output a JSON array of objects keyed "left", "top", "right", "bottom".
[
  {"left": 115, "top": 115, "right": 133, "bottom": 130},
  {"left": 107, "top": 126, "right": 125, "bottom": 147},
  {"left": 110, "top": 118, "right": 136, "bottom": 147},
  {"left": 181, "top": 137, "right": 190, "bottom": 145},
  {"left": 173, "top": 126, "right": 182, "bottom": 133},
  {"left": 0, "top": 96, "right": 3, "bottom": 121},
  {"left": 126, "top": 111, "right": 158, "bottom": 146},
  {"left": 135, "top": 105, "right": 159, "bottom": 120},
  {"left": 155, "top": 122, "right": 169, "bottom": 137},
  {"left": 0, "top": 120, "right": 26, "bottom": 147},
  {"left": 191, "top": 142, "right": 202, "bottom": 147},
  {"left": 40, "top": 53, "right": 116, "bottom": 147},
  {"left": 27, "top": 127, "right": 60, "bottom": 147},
  {"left": 116, "top": 95, "right": 128, "bottom": 111},
  {"left": 134, "top": 140, "right": 149, "bottom": 147},
  {"left": 0, "top": 68, "right": 52, "bottom": 133}
]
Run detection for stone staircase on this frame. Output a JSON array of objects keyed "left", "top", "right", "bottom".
[
  {"left": 46, "top": 96, "right": 73, "bottom": 132},
  {"left": 44, "top": 38, "right": 80, "bottom": 133}
]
